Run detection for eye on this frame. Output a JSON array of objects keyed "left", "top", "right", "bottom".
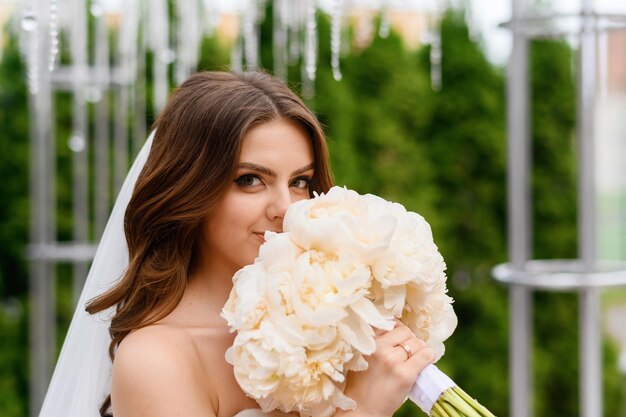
[
  {"left": 235, "top": 174, "right": 262, "bottom": 187},
  {"left": 291, "top": 176, "right": 312, "bottom": 190}
]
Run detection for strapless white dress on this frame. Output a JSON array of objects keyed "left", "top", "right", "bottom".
[{"left": 233, "top": 409, "right": 292, "bottom": 417}]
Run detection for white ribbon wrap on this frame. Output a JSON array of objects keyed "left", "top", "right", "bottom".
[{"left": 408, "top": 364, "right": 457, "bottom": 415}]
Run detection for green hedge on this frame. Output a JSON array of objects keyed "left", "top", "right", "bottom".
[{"left": 0, "top": 8, "right": 624, "bottom": 417}]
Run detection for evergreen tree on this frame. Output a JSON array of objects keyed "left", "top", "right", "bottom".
[
  {"left": 0, "top": 35, "right": 29, "bottom": 299},
  {"left": 0, "top": 34, "right": 30, "bottom": 417},
  {"left": 1, "top": 7, "right": 624, "bottom": 417},
  {"left": 418, "top": 11, "right": 510, "bottom": 415},
  {"left": 529, "top": 38, "right": 624, "bottom": 417},
  {"left": 320, "top": 22, "right": 438, "bottom": 222}
]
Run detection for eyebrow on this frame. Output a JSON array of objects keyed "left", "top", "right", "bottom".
[{"left": 237, "top": 162, "right": 315, "bottom": 177}]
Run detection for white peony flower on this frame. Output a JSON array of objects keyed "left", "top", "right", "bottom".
[
  {"left": 229, "top": 320, "right": 359, "bottom": 417},
  {"left": 284, "top": 186, "right": 397, "bottom": 258},
  {"left": 222, "top": 262, "right": 270, "bottom": 331},
  {"left": 226, "top": 321, "right": 303, "bottom": 399},
  {"left": 275, "top": 335, "right": 357, "bottom": 417},
  {"left": 258, "top": 231, "right": 303, "bottom": 273},
  {"left": 289, "top": 248, "right": 375, "bottom": 324},
  {"left": 404, "top": 285, "right": 457, "bottom": 361},
  {"left": 223, "top": 186, "right": 457, "bottom": 417}
]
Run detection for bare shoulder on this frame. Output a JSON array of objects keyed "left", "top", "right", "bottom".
[
  {"left": 114, "top": 324, "right": 197, "bottom": 366},
  {"left": 112, "top": 325, "right": 217, "bottom": 417}
]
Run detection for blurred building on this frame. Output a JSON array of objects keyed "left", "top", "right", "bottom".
[
  {"left": 347, "top": 7, "right": 432, "bottom": 50},
  {"left": 605, "top": 30, "right": 626, "bottom": 92},
  {"left": 596, "top": 29, "right": 626, "bottom": 260},
  {"left": 215, "top": 13, "right": 239, "bottom": 46},
  {"left": 213, "top": 6, "right": 434, "bottom": 50},
  {"left": 0, "top": 1, "right": 14, "bottom": 60}
]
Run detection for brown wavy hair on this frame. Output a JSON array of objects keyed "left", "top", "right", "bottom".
[{"left": 85, "top": 71, "right": 333, "bottom": 416}]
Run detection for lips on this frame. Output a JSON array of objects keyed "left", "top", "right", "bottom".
[{"left": 253, "top": 230, "right": 281, "bottom": 243}]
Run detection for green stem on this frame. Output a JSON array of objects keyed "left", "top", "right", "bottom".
[
  {"left": 432, "top": 401, "right": 454, "bottom": 417},
  {"left": 440, "top": 389, "right": 481, "bottom": 416},
  {"left": 440, "top": 398, "right": 465, "bottom": 417},
  {"left": 451, "top": 387, "right": 497, "bottom": 417}
]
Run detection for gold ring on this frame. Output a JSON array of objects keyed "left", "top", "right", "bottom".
[{"left": 399, "top": 342, "right": 412, "bottom": 360}]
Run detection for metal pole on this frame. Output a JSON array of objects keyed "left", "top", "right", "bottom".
[
  {"left": 94, "top": 9, "right": 110, "bottom": 239},
  {"left": 274, "top": 0, "right": 288, "bottom": 81},
  {"left": 114, "top": 0, "right": 140, "bottom": 193},
  {"left": 70, "top": 0, "right": 89, "bottom": 304},
  {"left": 578, "top": 1, "right": 601, "bottom": 416},
  {"left": 507, "top": 0, "right": 532, "bottom": 416},
  {"left": 130, "top": 0, "right": 146, "bottom": 157},
  {"left": 28, "top": 1, "right": 55, "bottom": 414},
  {"left": 114, "top": 81, "right": 129, "bottom": 194},
  {"left": 151, "top": 0, "right": 169, "bottom": 114},
  {"left": 133, "top": 8, "right": 146, "bottom": 158}
]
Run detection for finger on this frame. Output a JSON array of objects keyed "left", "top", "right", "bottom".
[
  {"left": 373, "top": 326, "right": 388, "bottom": 337},
  {"left": 373, "top": 318, "right": 402, "bottom": 337},
  {"left": 404, "top": 345, "right": 436, "bottom": 376},
  {"left": 376, "top": 325, "right": 414, "bottom": 348},
  {"left": 394, "top": 318, "right": 409, "bottom": 329},
  {"left": 390, "top": 337, "right": 427, "bottom": 362}
]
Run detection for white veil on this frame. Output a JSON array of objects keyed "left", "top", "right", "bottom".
[{"left": 38, "top": 131, "right": 155, "bottom": 417}]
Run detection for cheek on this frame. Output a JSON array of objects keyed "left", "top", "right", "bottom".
[
  {"left": 204, "top": 219, "right": 226, "bottom": 242},
  {"left": 207, "top": 193, "right": 258, "bottom": 237},
  {"left": 291, "top": 192, "right": 310, "bottom": 204}
]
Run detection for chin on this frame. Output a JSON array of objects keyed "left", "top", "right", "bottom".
[{"left": 239, "top": 253, "right": 258, "bottom": 268}]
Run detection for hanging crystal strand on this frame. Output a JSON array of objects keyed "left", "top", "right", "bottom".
[
  {"left": 242, "top": 0, "right": 251, "bottom": 69},
  {"left": 188, "top": 0, "right": 202, "bottom": 79},
  {"left": 301, "top": 0, "right": 317, "bottom": 99},
  {"left": 242, "top": 0, "right": 259, "bottom": 70},
  {"left": 202, "top": 0, "right": 218, "bottom": 38},
  {"left": 464, "top": 0, "right": 479, "bottom": 42},
  {"left": 378, "top": 0, "right": 391, "bottom": 39},
  {"left": 175, "top": 0, "right": 202, "bottom": 85},
  {"left": 131, "top": 0, "right": 147, "bottom": 157},
  {"left": 287, "top": 1, "right": 302, "bottom": 66},
  {"left": 231, "top": 32, "right": 244, "bottom": 73},
  {"left": 128, "top": 0, "right": 145, "bottom": 156},
  {"left": 114, "top": 0, "right": 139, "bottom": 193},
  {"left": 257, "top": 0, "right": 269, "bottom": 28},
  {"left": 48, "top": 0, "right": 59, "bottom": 71},
  {"left": 149, "top": 0, "right": 171, "bottom": 114},
  {"left": 90, "top": 0, "right": 103, "bottom": 16},
  {"left": 174, "top": 0, "right": 186, "bottom": 84},
  {"left": 21, "top": 1, "right": 39, "bottom": 95},
  {"left": 330, "top": 0, "right": 342, "bottom": 81},
  {"left": 273, "top": 0, "right": 288, "bottom": 81},
  {"left": 0, "top": 1, "right": 10, "bottom": 63},
  {"left": 230, "top": 4, "right": 244, "bottom": 75},
  {"left": 429, "top": 12, "right": 442, "bottom": 91},
  {"left": 20, "top": 2, "right": 38, "bottom": 43},
  {"left": 84, "top": 0, "right": 103, "bottom": 104}
]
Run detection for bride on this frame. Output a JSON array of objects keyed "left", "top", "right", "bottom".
[{"left": 39, "top": 71, "right": 434, "bottom": 417}]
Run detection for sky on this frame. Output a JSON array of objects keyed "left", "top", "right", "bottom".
[{"left": 468, "top": 0, "right": 626, "bottom": 65}]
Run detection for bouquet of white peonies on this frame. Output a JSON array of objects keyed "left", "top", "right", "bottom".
[{"left": 222, "top": 186, "right": 495, "bottom": 417}]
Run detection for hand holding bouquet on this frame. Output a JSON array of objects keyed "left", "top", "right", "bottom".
[{"left": 222, "top": 186, "right": 495, "bottom": 417}]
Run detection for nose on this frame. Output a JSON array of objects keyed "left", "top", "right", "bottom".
[{"left": 266, "top": 186, "right": 294, "bottom": 221}]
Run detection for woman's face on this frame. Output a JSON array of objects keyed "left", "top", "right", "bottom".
[{"left": 199, "top": 118, "right": 315, "bottom": 278}]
